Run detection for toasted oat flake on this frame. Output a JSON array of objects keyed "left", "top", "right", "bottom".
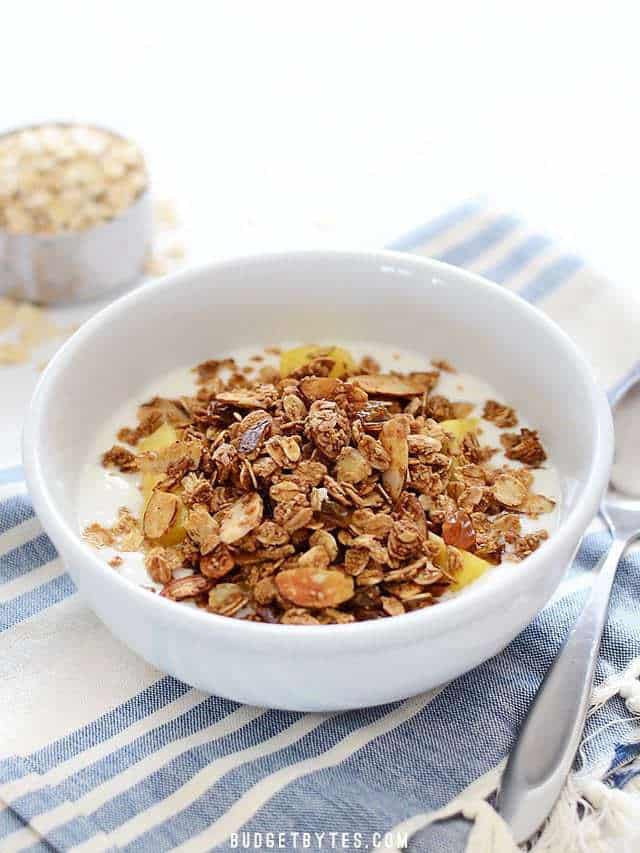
[
  {"left": 161, "top": 575, "right": 213, "bottom": 600},
  {"left": 208, "top": 583, "right": 248, "bottom": 616},
  {"left": 335, "top": 446, "right": 372, "bottom": 484},
  {"left": 522, "top": 493, "right": 556, "bottom": 516},
  {"left": 493, "top": 474, "right": 527, "bottom": 508}
]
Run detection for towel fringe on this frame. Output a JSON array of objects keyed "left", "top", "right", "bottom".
[{"left": 388, "top": 656, "right": 640, "bottom": 852}]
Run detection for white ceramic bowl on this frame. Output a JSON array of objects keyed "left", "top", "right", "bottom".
[{"left": 23, "top": 251, "right": 613, "bottom": 711}]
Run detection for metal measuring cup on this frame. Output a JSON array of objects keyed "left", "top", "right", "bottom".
[{"left": 0, "top": 123, "right": 152, "bottom": 304}]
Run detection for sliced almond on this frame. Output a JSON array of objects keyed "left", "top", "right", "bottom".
[
  {"left": 380, "top": 416, "right": 410, "bottom": 502},
  {"left": 143, "top": 491, "right": 179, "bottom": 539},
  {"left": 493, "top": 474, "right": 527, "bottom": 508},
  {"left": 352, "top": 374, "right": 433, "bottom": 397},
  {"left": 275, "top": 565, "right": 354, "bottom": 608},
  {"left": 299, "top": 376, "right": 341, "bottom": 401},
  {"left": 219, "top": 492, "right": 264, "bottom": 544}
]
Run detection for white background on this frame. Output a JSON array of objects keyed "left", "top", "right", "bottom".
[
  {"left": 4, "top": 1, "right": 640, "bottom": 275},
  {"left": 2, "top": 0, "right": 640, "bottom": 466}
]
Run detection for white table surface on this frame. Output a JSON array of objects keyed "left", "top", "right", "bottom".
[{"left": 2, "top": 1, "right": 639, "bottom": 470}]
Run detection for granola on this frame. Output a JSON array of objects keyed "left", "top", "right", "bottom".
[{"left": 83, "top": 345, "right": 558, "bottom": 625}]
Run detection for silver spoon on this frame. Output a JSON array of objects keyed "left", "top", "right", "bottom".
[{"left": 497, "top": 361, "right": 640, "bottom": 843}]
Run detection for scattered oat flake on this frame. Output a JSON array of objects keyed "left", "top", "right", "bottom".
[
  {"left": 0, "top": 299, "right": 71, "bottom": 367},
  {"left": 153, "top": 199, "right": 179, "bottom": 229},
  {"left": 164, "top": 243, "right": 185, "bottom": 260},
  {"left": 144, "top": 254, "right": 169, "bottom": 277},
  {"left": 0, "top": 300, "right": 18, "bottom": 333},
  {"left": 0, "top": 342, "right": 29, "bottom": 365}
]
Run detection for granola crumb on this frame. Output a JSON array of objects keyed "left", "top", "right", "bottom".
[
  {"left": 431, "top": 358, "right": 456, "bottom": 372},
  {"left": 83, "top": 522, "right": 114, "bottom": 548},
  {"left": 483, "top": 399, "right": 518, "bottom": 428},
  {"left": 102, "top": 445, "right": 138, "bottom": 473},
  {"left": 501, "top": 428, "right": 547, "bottom": 467},
  {"left": 153, "top": 199, "right": 179, "bottom": 229}
]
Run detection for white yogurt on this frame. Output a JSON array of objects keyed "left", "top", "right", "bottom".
[{"left": 77, "top": 343, "right": 562, "bottom": 592}]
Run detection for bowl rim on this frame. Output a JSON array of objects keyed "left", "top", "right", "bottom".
[{"left": 22, "top": 248, "right": 614, "bottom": 652}]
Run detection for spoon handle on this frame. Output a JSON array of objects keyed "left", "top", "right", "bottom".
[{"left": 497, "top": 535, "right": 628, "bottom": 844}]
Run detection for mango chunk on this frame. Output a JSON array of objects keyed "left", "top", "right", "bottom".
[
  {"left": 280, "top": 345, "right": 355, "bottom": 379},
  {"left": 439, "top": 417, "right": 478, "bottom": 442},
  {"left": 154, "top": 501, "right": 187, "bottom": 547},
  {"left": 430, "top": 532, "right": 491, "bottom": 591},
  {"left": 142, "top": 472, "right": 163, "bottom": 504},
  {"left": 141, "top": 470, "right": 186, "bottom": 546},
  {"left": 138, "top": 422, "right": 178, "bottom": 453}
]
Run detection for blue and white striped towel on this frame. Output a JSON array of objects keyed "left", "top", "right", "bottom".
[{"left": 2, "top": 200, "right": 640, "bottom": 853}]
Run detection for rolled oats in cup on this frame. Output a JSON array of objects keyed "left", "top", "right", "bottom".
[{"left": 0, "top": 123, "right": 152, "bottom": 303}]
